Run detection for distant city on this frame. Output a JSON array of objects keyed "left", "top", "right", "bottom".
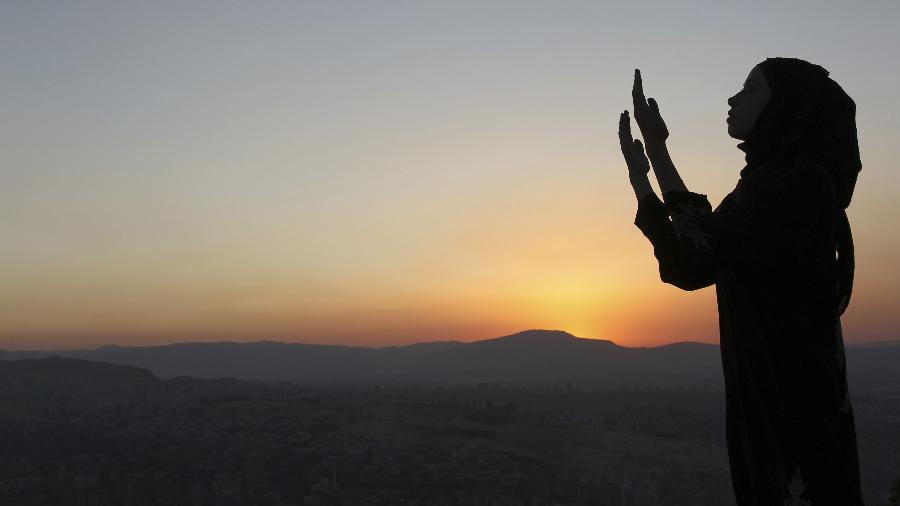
[{"left": 1, "top": 330, "right": 898, "bottom": 505}]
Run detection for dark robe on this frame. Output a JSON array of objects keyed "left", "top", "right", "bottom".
[
  {"left": 632, "top": 56, "right": 865, "bottom": 505},
  {"left": 634, "top": 157, "right": 865, "bottom": 505}
]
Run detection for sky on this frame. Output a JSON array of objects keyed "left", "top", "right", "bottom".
[{"left": 2, "top": 1, "right": 899, "bottom": 350}]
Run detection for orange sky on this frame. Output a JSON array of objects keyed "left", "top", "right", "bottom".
[{"left": 2, "top": 3, "right": 899, "bottom": 350}]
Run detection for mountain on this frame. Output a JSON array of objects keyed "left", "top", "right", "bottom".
[
  {"left": 2, "top": 330, "right": 898, "bottom": 393},
  {"left": 0, "top": 356, "right": 272, "bottom": 417},
  {"left": 0, "top": 355, "right": 156, "bottom": 387}
]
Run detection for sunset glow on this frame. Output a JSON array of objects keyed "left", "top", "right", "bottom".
[{"left": 2, "top": 2, "right": 899, "bottom": 350}]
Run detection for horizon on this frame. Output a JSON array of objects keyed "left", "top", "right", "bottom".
[
  {"left": 3, "top": 2, "right": 900, "bottom": 350},
  {"left": 0, "top": 328, "right": 638, "bottom": 352},
  {"left": 3, "top": 328, "right": 900, "bottom": 353}
]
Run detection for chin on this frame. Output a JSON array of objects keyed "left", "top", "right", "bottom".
[{"left": 727, "top": 125, "right": 747, "bottom": 141}]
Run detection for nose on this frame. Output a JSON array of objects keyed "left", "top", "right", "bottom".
[{"left": 727, "top": 93, "right": 738, "bottom": 108}]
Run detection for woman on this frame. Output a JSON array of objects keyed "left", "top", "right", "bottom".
[{"left": 619, "top": 58, "right": 865, "bottom": 505}]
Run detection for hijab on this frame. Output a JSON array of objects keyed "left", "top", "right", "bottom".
[{"left": 735, "top": 57, "right": 862, "bottom": 318}]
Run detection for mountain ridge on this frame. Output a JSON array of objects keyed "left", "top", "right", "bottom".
[
  {"left": 12, "top": 330, "right": 897, "bottom": 355},
  {"left": 1, "top": 330, "right": 898, "bottom": 394}
]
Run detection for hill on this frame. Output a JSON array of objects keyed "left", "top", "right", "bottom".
[{"left": 2, "top": 330, "right": 898, "bottom": 393}]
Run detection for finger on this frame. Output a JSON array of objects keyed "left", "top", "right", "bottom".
[
  {"left": 632, "top": 139, "right": 650, "bottom": 172},
  {"left": 632, "top": 69, "right": 644, "bottom": 101},
  {"left": 633, "top": 139, "right": 648, "bottom": 160},
  {"left": 619, "top": 110, "right": 633, "bottom": 141},
  {"left": 620, "top": 112, "right": 640, "bottom": 161},
  {"left": 632, "top": 69, "right": 647, "bottom": 113},
  {"left": 619, "top": 112, "right": 637, "bottom": 164},
  {"left": 648, "top": 97, "right": 665, "bottom": 123},
  {"left": 648, "top": 97, "right": 670, "bottom": 137},
  {"left": 619, "top": 112, "right": 633, "bottom": 157}
]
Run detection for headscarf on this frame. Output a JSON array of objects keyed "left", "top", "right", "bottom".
[{"left": 735, "top": 57, "right": 862, "bottom": 318}]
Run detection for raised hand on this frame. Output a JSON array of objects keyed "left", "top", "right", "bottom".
[
  {"left": 632, "top": 69, "right": 669, "bottom": 146},
  {"left": 619, "top": 110, "right": 650, "bottom": 177}
]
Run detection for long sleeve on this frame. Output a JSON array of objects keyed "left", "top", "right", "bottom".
[
  {"left": 634, "top": 190, "right": 717, "bottom": 291},
  {"left": 633, "top": 164, "right": 836, "bottom": 294}
]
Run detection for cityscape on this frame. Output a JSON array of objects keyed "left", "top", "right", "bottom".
[{"left": 1, "top": 352, "right": 898, "bottom": 505}]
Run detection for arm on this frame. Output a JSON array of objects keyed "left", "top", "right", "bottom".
[
  {"left": 646, "top": 142, "right": 688, "bottom": 195},
  {"left": 619, "top": 110, "right": 656, "bottom": 201},
  {"left": 620, "top": 108, "right": 715, "bottom": 290},
  {"left": 635, "top": 191, "right": 716, "bottom": 291},
  {"left": 631, "top": 69, "right": 689, "bottom": 195},
  {"left": 630, "top": 166, "right": 654, "bottom": 200}
]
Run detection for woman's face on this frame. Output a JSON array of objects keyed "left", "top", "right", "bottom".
[{"left": 727, "top": 65, "right": 772, "bottom": 140}]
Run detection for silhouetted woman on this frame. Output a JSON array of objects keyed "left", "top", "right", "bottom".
[{"left": 619, "top": 57, "right": 865, "bottom": 505}]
